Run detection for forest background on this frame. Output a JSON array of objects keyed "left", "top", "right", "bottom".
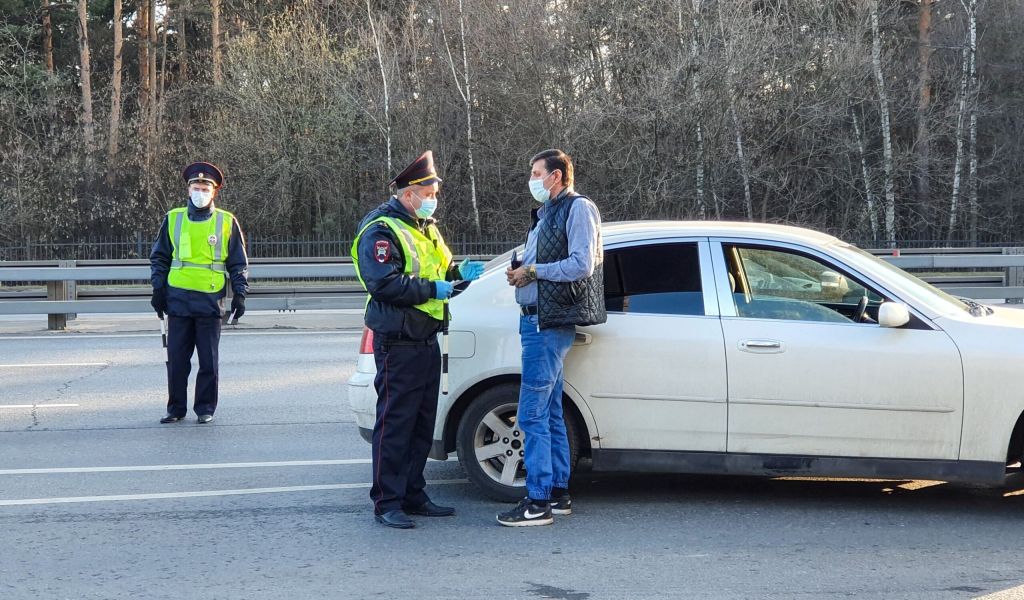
[{"left": 1, "top": 0, "right": 1021, "bottom": 254}]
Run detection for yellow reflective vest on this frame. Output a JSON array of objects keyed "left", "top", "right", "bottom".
[
  {"left": 351, "top": 215, "right": 453, "bottom": 321},
  {"left": 166, "top": 207, "right": 233, "bottom": 293}
]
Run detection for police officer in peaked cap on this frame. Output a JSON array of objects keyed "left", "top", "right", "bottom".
[
  {"left": 150, "top": 162, "right": 250, "bottom": 425},
  {"left": 352, "top": 151, "right": 486, "bottom": 529}
]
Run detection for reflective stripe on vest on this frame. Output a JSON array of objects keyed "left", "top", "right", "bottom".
[
  {"left": 167, "top": 208, "right": 232, "bottom": 293},
  {"left": 351, "top": 215, "right": 452, "bottom": 321}
]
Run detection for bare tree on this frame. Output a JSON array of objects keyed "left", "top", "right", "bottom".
[
  {"left": 366, "top": 0, "right": 392, "bottom": 174},
  {"left": 107, "top": 0, "right": 124, "bottom": 184},
  {"left": 41, "top": 0, "right": 54, "bottom": 76},
  {"left": 438, "top": 0, "right": 482, "bottom": 236},
  {"left": 966, "top": 0, "right": 979, "bottom": 242},
  {"left": 179, "top": 1, "right": 189, "bottom": 81},
  {"left": 76, "top": 0, "right": 95, "bottom": 155},
  {"left": 138, "top": 1, "right": 150, "bottom": 112},
  {"left": 948, "top": 27, "right": 970, "bottom": 239},
  {"left": 716, "top": 1, "right": 753, "bottom": 221},
  {"left": 914, "top": 0, "right": 933, "bottom": 221},
  {"left": 680, "top": 0, "right": 707, "bottom": 218},
  {"left": 870, "top": 2, "right": 896, "bottom": 243},
  {"left": 212, "top": 0, "right": 223, "bottom": 85}
]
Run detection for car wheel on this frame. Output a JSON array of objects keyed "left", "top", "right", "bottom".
[{"left": 456, "top": 382, "right": 580, "bottom": 502}]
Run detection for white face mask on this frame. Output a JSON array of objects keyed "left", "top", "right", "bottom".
[
  {"left": 190, "top": 189, "right": 213, "bottom": 209},
  {"left": 529, "top": 174, "right": 552, "bottom": 203}
]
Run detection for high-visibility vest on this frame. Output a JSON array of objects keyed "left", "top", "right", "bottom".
[
  {"left": 352, "top": 215, "right": 452, "bottom": 321},
  {"left": 166, "top": 207, "right": 233, "bottom": 293}
]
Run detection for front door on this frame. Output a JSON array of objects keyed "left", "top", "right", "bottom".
[{"left": 712, "top": 240, "right": 963, "bottom": 460}]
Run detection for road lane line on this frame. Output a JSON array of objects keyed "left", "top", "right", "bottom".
[
  {"left": 3, "top": 331, "right": 360, "bottom": 341},
  {"left": 0, "top": 479, "right": 469, "bottom": 506},
  {"left": 0, "top": 459, "right": 374, "bottom": 475},
  {"left": 0, "top": 404, "right": 79, "bottom": 410},
  {"left": 0, "top": 362, "right": 107, "bottom": 368}
]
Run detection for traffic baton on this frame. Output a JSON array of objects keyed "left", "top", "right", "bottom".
[
  {"left": 441, "top": 300, "right": 450, "bottom": 395},
  {"left": 159, "top": 315, "right": 167, "bottom": 349}
]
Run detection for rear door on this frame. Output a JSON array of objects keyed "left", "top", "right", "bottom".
[{"left": 564, "top": 238, "right": 729, "bottom": 451}]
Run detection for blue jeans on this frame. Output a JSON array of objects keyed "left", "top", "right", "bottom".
[{"left": 518, "top": 314, "right": 576, "bottom": 501}]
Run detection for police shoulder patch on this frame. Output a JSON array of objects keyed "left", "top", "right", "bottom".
[{"left": 374, "top": 240, "right": 391, "bottom": 263}]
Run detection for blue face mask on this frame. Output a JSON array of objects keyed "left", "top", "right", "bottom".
[
  {"left": 414, "top": 195, "right": 438, "bottom": 219},
  {"left": 529, "top": 173, "right": 553, "bottom": 203}
]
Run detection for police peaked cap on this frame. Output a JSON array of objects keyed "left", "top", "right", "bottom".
[
  {"left": 388, "top": 151, "right": 442, "bottom": 188},
  {"left": 182, "top": 161, "right": 225, "bottom": 188}
]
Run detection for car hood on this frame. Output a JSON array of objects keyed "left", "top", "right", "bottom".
[{"left": 937, "top": 304, "right": 1024, "bottom": 331}]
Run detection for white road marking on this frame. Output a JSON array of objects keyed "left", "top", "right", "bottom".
[
  {"left": 0, "top": 404, "right": 79, "bottom": 410},
  {"left": 0, "top": 479, "right": 469, "bottom": 507},
  {"left": 3, "top": 331, "right": 360, "bottom": 341},
  {"left": 0, "top": 362, "right": 107, "bottom": 368},
  {"left": 0, "top": 459, "right": 373, "bottom": 475}
]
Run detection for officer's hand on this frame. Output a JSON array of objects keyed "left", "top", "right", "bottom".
[
  {"left": 458, "top": 259, "right": 486, "bottom": 282},
  {"left": 231, "top": 295, "right": 246, "bottom": 320},
  {"left": 433, "top": 280, "right": 455, "bottom": 300},
  {"left": 151, "top": 287, "right": 168, "bottom": 316}
]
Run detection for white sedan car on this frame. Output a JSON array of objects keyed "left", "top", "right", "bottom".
[{"left": 348, "top": 221, "right": 1024, "bottom": 501}]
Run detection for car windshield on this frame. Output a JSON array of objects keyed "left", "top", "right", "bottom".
[
  {"left": 836, "top": 243, "right": 971, "bottom": 314},
  {"left": 484, "top": 246, "right": 524, "bottom": 273}
]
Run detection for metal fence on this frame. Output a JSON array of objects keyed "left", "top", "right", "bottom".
[{"left": 0, "top": 235, "right": 521, "bottom": 262}]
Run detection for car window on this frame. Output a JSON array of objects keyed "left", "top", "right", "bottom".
[
  {"left": 726, "top": 245, "right": 883, "bottom": 323},
  {"left": 604, "top": 242, "right": 704, "bottom": 315}
]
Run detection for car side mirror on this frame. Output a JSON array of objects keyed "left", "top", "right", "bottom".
[{"left": 878, "top": 302, "right": 910, "bottom": 328}]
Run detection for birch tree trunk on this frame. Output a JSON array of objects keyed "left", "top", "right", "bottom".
[
  {"left": 41, "top": 1, "right": 54, "bottom": 76},
  {"left": 107, "top": 0, "right": 124, "bottom": 184},
  {"left": 914, "top": 0, "right": 932, "bottom": 230},
  {"left": 851, "top": 107, "right": 879, "bottom": 240},
  {"left": 681, "top": 0, "right": 707, "bottom": 219},
  {"left": 439, "top": 0, "right": 482, "bottom": 236},
  {"left": 366, "top": 0, "right": 392, "bottom": 174},
  {"left": 76, "top": 0, "right": 95, "bottom": 155},
  {"left": 212, "top": 0, "right": 223, "bottom": 85},
  {"left": 948, "top": 38, "right": 969, "bottom": 239},
  {"left": 870, "top": 3, "right": 896, "bottom": 244},
  {"left": 966, "top": 0, "right": 979, "bottom": 243}
]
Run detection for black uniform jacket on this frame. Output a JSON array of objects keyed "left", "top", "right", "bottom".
[
  {"left": 150, "top": 203, "right": 250, "bottom": 318},
  {"left": 355, "top": 197, "right": 460, "bottom": 341}
]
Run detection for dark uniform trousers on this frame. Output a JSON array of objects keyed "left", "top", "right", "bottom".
[
  {"left": 370, "top": 334, "right": 441, "bottom": 515},
  {"left": 166, "top": 315, "right": 222, "bottom": 418}
]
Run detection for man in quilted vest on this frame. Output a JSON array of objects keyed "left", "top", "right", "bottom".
[
  {"left": 500, "top": 149, "right": 606, "bottom": 527},
  {"left": 150, "top": 161, "right": 249, "bottom": 425}
]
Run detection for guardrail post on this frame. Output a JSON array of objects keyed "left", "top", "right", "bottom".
[
  {"left": 1004, "top": 248, "right": 1024, "bottom": 304},
  {"left": 45, "top": 260, "right": 76, "bottom": 330}
]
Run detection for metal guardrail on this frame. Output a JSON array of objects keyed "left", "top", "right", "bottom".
[{"left": 2, "top": 248, "right": 1024, "bottom": 330}]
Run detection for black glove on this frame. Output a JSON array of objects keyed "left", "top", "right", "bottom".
[
  {"left": 230, "top": 294, "right": 246, "bottom": 320},
  {"left": 151, "top": 286, "right": 168, "bottom": 319}
]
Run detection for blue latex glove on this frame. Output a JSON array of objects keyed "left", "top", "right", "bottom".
[
  {"left": 458, "top": 259, "right": 486, "bottom": 281},
  {"left": 433, "top": 280, "right": 455, "bottom": 300}
]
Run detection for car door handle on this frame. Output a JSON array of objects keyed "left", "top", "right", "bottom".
[
  {"left": 574, "top": 332, "right": 592, "bottom": 346},
  {"left": 739, "top": 339, "right": 783, "bottom": 353}
]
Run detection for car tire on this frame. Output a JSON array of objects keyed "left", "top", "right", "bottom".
[{"left": 456, "top": 382, "right": 580, "bottom": 502}]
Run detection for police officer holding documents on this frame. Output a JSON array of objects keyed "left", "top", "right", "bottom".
[
  {"left": 352, "top": 151, "right": 485, "bottom": 529},
  {"left": 150, "top": 162, "right": 249, "bottom": 425}
]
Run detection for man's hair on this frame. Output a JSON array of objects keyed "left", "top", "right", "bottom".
[{"left": 530, "top": 149, "right": 574, "bottom": 187}]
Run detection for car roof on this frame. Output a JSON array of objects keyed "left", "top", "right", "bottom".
[{"left": 601, "top": 220, "right": 842, "bottom": 247}]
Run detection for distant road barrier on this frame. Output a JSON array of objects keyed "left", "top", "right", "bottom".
[{"left": 1, "top": 248, "right": 1022, "bottom": 330}]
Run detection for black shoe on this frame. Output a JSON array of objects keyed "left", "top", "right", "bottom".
[
  {"left": 403, "top": 500, "right": 455, "bottom": 517},
  {"left": 160, "top": 414, "right": 184, "bottom": 424},
  {"left": 550, "top": 491, "right": 572, "bottom": 516},
  {"left": 496, "top": 497, "right": 553, "bottom": 527},
  {"left": 375, "top": 510, "right": 415, "bottom": 529},
  {"left": 197, "top": 414, "right": 214, "bottom": 424}
]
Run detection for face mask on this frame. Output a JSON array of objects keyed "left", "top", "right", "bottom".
[
  {"left": 190, "top": 189, "right": 213, "bottom": 209},
  {"left": 414, "top": 195, "right": 437, "bottom": 219},
  {"left": 529, "top": 174, "right": 551, "bottom": 203}
]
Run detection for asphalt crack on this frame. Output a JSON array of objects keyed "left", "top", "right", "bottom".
[{"left": 25, "top": 362, "right": 111, "bottom": 431}]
